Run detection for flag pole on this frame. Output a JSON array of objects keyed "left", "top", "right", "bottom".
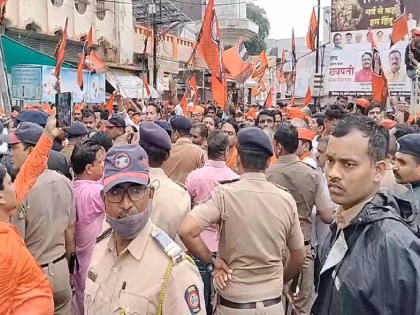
[{"left": 314, "top": 0, "right": 321, "bottom": 110}]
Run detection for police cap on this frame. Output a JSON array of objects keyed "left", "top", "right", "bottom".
[
  {"left": 396, "top": 133, "right": 420, "bottom": 159},
  {"left": 237, "top": 127, "right": 273, "bottom": 156}
]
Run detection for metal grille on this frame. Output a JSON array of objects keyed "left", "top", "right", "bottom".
[{"left": 96, "top": 0, "right": 106, "bottom": 21}]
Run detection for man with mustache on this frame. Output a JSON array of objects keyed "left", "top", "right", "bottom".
[
  {"left": 355, "top": 52, "right": 373, "bottom": 82},
  {"left": 85, "top": 145, "right": 206, "bottom": 315},
  {"left": 312, "top": 115, "right": 420, "bottom": 314},
  {"left": 385, "top": 50, "right": 406, "bottom": 82}
]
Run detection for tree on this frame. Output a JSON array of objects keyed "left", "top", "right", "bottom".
[{"left": 244, "top": 3, "right": 271, "bottom": 55}]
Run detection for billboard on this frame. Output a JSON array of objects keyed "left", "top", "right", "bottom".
[{"left": 328, "top": 0, "right": 418, "bottom": 97}]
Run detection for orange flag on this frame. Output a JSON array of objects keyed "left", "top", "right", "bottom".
[
  {"left": 223, "top": 37, "right": 252, "bottom": 83},
  {"left": 212, "top": 74, "right": 227, "bottom": 109},
  {"left": 264, "top": 87, "right": 274, "bottom": 108},
  {"left": 188, "top": 74, "right": 199, "bottom": 105},
  {"left": 106, "top": 94, "right": 114, "bottom": 113},
  {"left": 306, "top": 8, "right": 317, "bottom": 52},
  {"left": 370, "top": 29, "right": 389, "bottom": 107},
  {"left": 303, "top": 86, "right": 312, "bottom": 107},
  {"left": 252, "top": 78, "right": 266, "bottom": 96},
  {"left": 85, "top": 50, "right": 106, "bottom": 74},
  {"left": 197, "top": 0, "right": 224, "bottom": 80},
  {"left": 252, "top": 50, "right": 268, "bottom": 78},
  {"left": 287, "top": 94, "right": 295, "bottom": 108},
  {"left": 54, "top": 17, "right": 68, "bottom": 79},
  {"left": 291, "top": 28, "right": 296, "bottom": 62},
  {"left": 390, "top": 0, "right": 408, "bottom": 47},
  {"left": 142, "top": 75, "right": 150, "bottom": 97}
]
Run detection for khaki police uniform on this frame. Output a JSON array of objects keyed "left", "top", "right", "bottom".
[
  {"left": 162, "top": 138, "right": 207, "bottom": 184},
  {"left": 11, "top": 169, "right": 75, "bottom": 315},
  {"left": 61, "top": 143, "right": 75, "bottom": 161},
  {"left": 149, "top": 167, "right": 191, "bottom": 247},
  {"left": 188, "top": 173, "right": 304, "bottom": 315},
  {"left": 85, "top": 220, "right": 206, "bottom": 315},
  {"left": 266, "top": 155, "right": 333, "bottom": 315}
]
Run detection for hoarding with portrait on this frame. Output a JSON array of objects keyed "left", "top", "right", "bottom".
[{"left": 329, "top": 0, "right": 420, "bottom": 97}]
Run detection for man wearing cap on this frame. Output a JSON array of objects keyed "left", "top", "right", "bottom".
[
  {"left": 244, "top": 108, "right": 257, "bottom": 127},
  {"left": 162, "top": 116, "right": 206, "bottom": 184},
  {"left": 393, "top": 134, "right": 420, "bottom": 202},
  {"left": 103, "top": 113, "right": 128, "bottom": 147},
  {"left": 266, "top": 123, "right": 334, "bottom": 315},
  {"left": 85, "top": 145, "right": 206, "bottom": 315},
  {"left": 73, "top": 105, "right": 83, "bottom": 122},
  {"left": 179, "top": 127, "right": 305, "bottom": 315},
  {"left": 139, "top": 122, "right": 191, "bottom": 245},
  {"left": 8, "top": 122, "right": 75, "bottom": 315},
  {"left": 61, "top": 121, "right": 89, "bottom": 160},
  {"left": 296, "top": 128, "right": 317, "bottom": 168}
]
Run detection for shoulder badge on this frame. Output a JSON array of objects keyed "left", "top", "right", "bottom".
[
  {"left": 96, "top": 227, "right": 112, "bottom": 244},
  {"left": 151, "top": 228, "right": 185, "bottom": 265},
  {"left": 184, "top": 285, "right": 201, "bottom": 314},
  {"left": 219, "top": 178, "right": 240, "bottom": 185},
  {"left": 172, "top": 180, "right": 187, "bottom": 191},
  {"left": 268, "top": 181, "right": 289, "bottom": 192}
]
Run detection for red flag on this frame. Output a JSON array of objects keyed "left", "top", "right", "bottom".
[
  {"left": 77, "top": 53, "right": 85, "bottom": 90},
  {"left": 106, "top": 94, "right": 114, "bottom": 113},
  {"left": 277, "top": 49, "right": 287, "bottom": 84},
  {"left": 390, "top": 0, "right": 408, "bottom": 47},
  {"left": 252, "top": 50, "right": 268, "bottom": 78},
  {"left": 264, "top": 87, "right": 274, "bottom": 108},
  {"left": 197, "top": 0, "right": 224, "bottom": 80},
  {"left": 222, "top": 37, "right": 252, "bottom": 83},
  {"left": 306, "top": 8, "right": 317, "bottom": 51},
  {"left": 370, "top": 29, "right": 389, "bottom": 107},
  {"left": 180, "top": 91, "right": 188, "bottom": 117},
  {"left": 188, "top": 74, "right": 199, "bottom": 105},
  {"left": 142, "top": 75, "right": 150, "bottom": 97},
  {"left": 54, "top": 17, "right": 68, "bottom": 79},
  {"left": 303, "top": 86, "right": 312, "bottom": 107},
  {"left": 85, "top": 50, "right": 106, "bottom": 74}
]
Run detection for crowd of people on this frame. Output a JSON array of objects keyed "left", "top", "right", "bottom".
[{"left": 1, "top": 90, "right": 420, "bottom": 315}]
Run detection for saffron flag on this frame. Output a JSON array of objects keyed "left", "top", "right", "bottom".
[
  {"left": 212, "top": 74, "right": 227, "bottom": 109},
  {"left": 252, "top": 78, "right": 266, "bottom": 97},
  {"left": 264, "top": 87, "right": 274, "bottom": 108},
  {"left": 54, "top": 17, "right": 68, "bottom": 79},
  {"left": 197, "top": 0, "right": 224, "bottom": 80},
  {"left": 223, "top": 36, "right": 252, "bottom": 83},
  {"left": 106, "top": 94, "right": 114, "bottom": 113},
  {"left": 303, "top": 86, "right": 312, "bottom": 107},
  {"left": 188, "top": 74, "right": 199, "bottom": 105},
  {"left": 142, "top": 75, "right": 151, "bottom": 98},
  {"left": 370, "top": 29, "right": 389, "bottom": 107},
  {"left": 390, "top": 0, "right": 408, "bottom": 47},
  {"left": 306, "top": 8, "right": 317, "bottom": 51},
  {"left": 252, "top": 50, "right": 268, "bottom": 79},
  {"left": 291, "top": 28, "right": 297, "bottom": 63}
]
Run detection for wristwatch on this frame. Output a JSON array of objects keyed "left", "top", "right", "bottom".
[{"left": 206, "top": 254, "right": 217, "bottom": 273}]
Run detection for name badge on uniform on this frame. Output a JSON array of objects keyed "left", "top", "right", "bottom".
[{"left": 88, "top": 270, "right": 98, "bottom": 283}]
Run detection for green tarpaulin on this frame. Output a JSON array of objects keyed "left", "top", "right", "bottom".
[{"left": 0, "top": 35, "right": 75, "bottom": 73}]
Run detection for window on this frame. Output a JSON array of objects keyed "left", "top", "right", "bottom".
[
  {"left": 96, "top": 0, "right": 106, "bottom": 21},
  {"left": 74, "top": 0, "right": 88, "bottom": 15},
  {"left": 51, "top": 0, "right": 63, "bottom": 7}
]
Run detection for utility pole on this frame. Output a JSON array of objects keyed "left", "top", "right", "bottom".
[{"left": 314, "top": 0, "right": 321, "bottom": 109}]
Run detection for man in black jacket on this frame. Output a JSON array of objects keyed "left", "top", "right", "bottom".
[{"left": 312, "top": 115, "right": 420, "bottom": 315}]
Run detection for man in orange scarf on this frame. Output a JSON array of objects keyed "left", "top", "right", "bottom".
[
  {"left": 221, "top": 118, "right": 239, "bottom": 173},
  {"left": 0, "top": 108, "right": 60, "bottom": 315}
]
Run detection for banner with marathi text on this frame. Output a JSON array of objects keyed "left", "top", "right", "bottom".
[{"left": 328, "top": 0, "right": 417, "bottom": 98}]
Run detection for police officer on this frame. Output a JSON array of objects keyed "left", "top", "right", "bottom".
[
  {"left": 139, "top": 122, "right": 191, "bottom": 245},
  {"left": 102, "top": 114, "right": 128, "bottom": 146},
  {"left": 9, "top": 122, "right": 75, "bottom": 315},
  {"left": 162, "top": 116, "right": 206, "bottom": 184},
  {"left": 179, "top": 127, "right": 305, "bottom": 315},
  {"left": 85, "top": 144, "right": 206, "bottom": 315},
  {"left": 393, "top": 133, "right": 420, "bottom": 204},
  {"left": 266, "top": 123, "right": 334, "bottom": 315},
  {"left": 61, "top": 121, "right": 89, "bottom": 160}
]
